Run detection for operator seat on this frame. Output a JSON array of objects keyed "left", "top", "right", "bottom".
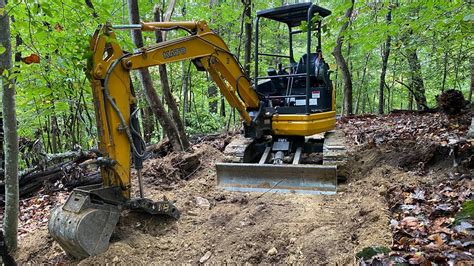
[{"left": 294, "top": 52, "right": 329, "bottom": 88}]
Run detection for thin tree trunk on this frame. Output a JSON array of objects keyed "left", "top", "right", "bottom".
[
  {"left": 357, "top": 54, "right": 370, "bottom": 114},
  {"left": 207, "top": 86, "right": 218, "bottom": 113},
  {"left": 354, "top": 71, "right": 361, "bottom": 114},
  {"left": 332, "top": 0, "right": 354, "bottom": 116},
  {"left": 220, "top": 96, "right": 226, "bottom": 117},
  {"left": 469, "top": 57, "right": 473, "bottom": 102},
  {"left": 378, "top": 7, "right": 392, "bottom": 114},
  {"left": 0, "top": 0, "right": 19, "bottom": 252},
  {"left": 242, "top": 0, "right": 252, "bottom": 76},
  {"left": 153, "top": 5, "right": 189, "bottom": 150},
  {"left": 141, "top": 105, "right": 154, "bottom": 144},
  {"left": 182, "top": 61, "right": 190, "bottom": 115},
  {"left": 408, "top": 91, "right": 414, "bottom": 110},
  {"left": 441, "top": 50, "right": 448, "bottom": 92},
  {"left": 127, "top": 0, "right": 182, "bottom": 151},
  {"left": 51, "top": 115, "right": 58, "bottom": 153}
]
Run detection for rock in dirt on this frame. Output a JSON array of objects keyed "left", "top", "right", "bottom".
[
  {"left": 187, "top": 210, "right": 199, "bottom": 216},
  {"left": 267, "top": 247, "right": 278, "bottom": 256},
  {"left": 199, "top": 251, "right": 212, "bottom": 263},
  {"left": 195, "top": 196, "right": 211, "bottom": 209}
]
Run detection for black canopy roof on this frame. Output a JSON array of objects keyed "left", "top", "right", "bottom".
[{"left": 257, "top": 2, "right": 331, "bottom": 27}]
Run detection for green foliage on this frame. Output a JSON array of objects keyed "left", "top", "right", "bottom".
[
  {"left": 455, "top": 200, "right": 474, "bottom": 223},
  {"left": 356, "top": 246, "right": 391, "bottom": 260},
  {"left": 5, "top": 0, "right": 473, "bottom": 162}
]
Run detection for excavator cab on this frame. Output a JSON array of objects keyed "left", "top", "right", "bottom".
[{"left": 254, "top": 2, "right": 333, "bottom": 116}]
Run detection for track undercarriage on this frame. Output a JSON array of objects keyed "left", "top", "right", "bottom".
[{"left": 216, "top": 131, "right": 348, "bottom": 194}]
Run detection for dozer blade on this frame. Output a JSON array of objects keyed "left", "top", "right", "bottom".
[
  {"left": 216, "top": 163, "right": 337, "bottom": 195},
  {"left": 48, "top": 189, "right": 121, "bottom": 259}
]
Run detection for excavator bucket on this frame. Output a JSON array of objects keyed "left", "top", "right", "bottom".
[
  {"left": 216, "top": 163, "right": 337, "bottom": 195},
  {"left": 49, "top": 184, "right": 180, "bottom": 259},
  {"left": 48, "top": 188, "right": 122, "bottom": 259}
]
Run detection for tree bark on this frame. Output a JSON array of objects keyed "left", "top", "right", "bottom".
[
  {"left": 220, "top": 96, "right": 226, "bottom": 117},
  {"left": 0, "top": 0, "right": 19, "bottom": 252},
  {"left": 241, "top": 0, "right": 252, "bottom": 76},
  {"left": 127, "top": 0, "right": 182, "bottom": 151},
  {"left": 406, "top": 48, "right": 428, "bottom": 110},
  {"left": 182, "top": 61, "right": 190, "bottom": 116},
  {"left": 469, "top": 57, "right": 473, "bottom": 102},
  {"left": 356, "top": 54, "right": 370, "bottom": 114},
  {"left": 141, "top": 105, "right": 154, "bottom": 144},
  {"left": 441, "top": 50, "right": 448, "bottom": 92},
  {"left": 401, "top": 27, "right": 428, "bottom": 111},
  {"left": 153, "top": 5, "right": 189, "bottom": 150},
  {"left": 207, "top": 85, "right": 218, "bottom": 113},
  {"left": 378, "top": 7, "right": 392, "bottom": 114},
  {"left": 332, "top": 0, "right": 354, "bottom": 116}
]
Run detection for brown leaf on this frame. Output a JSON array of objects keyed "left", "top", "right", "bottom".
[
  {"left": 21, "top": 54, "right": 40, "bottom": 64},
  {"left": 54, "top": 23, "right": 63, "bottom": 32},
  {"left": 427, "top": 233, "right": 444, "bottom": 247},
  {"left": 401, "top": 216, "right": 419, "bottom": 229}
]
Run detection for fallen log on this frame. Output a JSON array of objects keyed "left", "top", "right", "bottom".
[{"left": 0, "top": 151, "right": 101, "bottom": 200}]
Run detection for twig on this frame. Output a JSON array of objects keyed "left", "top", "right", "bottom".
[{"left": 253, "top": 179, "right": 283, "bottom": 200}]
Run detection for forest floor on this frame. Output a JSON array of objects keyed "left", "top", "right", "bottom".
[{"left": 13, "top": 110, "right": 473, "bottom": 264}]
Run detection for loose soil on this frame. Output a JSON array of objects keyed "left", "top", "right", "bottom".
[{"left": 14, "top": 113, "right": 472, "bottom": 264}]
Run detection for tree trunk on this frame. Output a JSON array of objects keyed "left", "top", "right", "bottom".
[
  {"left": 127, "top": 0, "right": 182, "bottom": 151},
  {"left": 469, "top": 57, "right": 473, "bottom": 102},
  {"left": 220, "top": 96, "right": 226, "bottom": 117},
  {"left": 141, "top": 105, "right": 154, "bottom": 144},
  {"left": 406, "top": 48, "right": 428, "bottom": 110},
  {"left": 441, "top": 50, "right": 448, "bottom": 92},
  {"left": 378, "top": 7, "right": 392, "bottom": 114},
  {"left": 182, "top": 61, "right": 190, "bottom": 116},
  {"left": 242, "top": 0, "right": 252, "bottom": 76},
  {"left": 153, "top": 5, "right": 189, "bottom": 150},
  {"left": 0, "top": 0, "right": 19, "bottom": 252},
  {"left": 207, "top": 85, "right": 218, "bottom": 113},
  {"left": 357, "top": 54, "right": 370, "bottom": 114},
  {"left": 402, "top": 28, "right": 428, "bottom": 111},
  {"left": 332, "top": 0, "right": 354, "bottom": 116}
]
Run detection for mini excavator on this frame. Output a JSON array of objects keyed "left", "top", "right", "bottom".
[{"left": 49, "top": 2, "right": 347, "bottom": 259}]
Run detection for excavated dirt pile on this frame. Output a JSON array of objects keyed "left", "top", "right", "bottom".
[{"left": 13, "top": 111, "right": 473, "bottom": 264}]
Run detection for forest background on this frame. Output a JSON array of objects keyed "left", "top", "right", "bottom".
[{"left": 0, "top": 0, "right": 472, "bottom": 159}]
